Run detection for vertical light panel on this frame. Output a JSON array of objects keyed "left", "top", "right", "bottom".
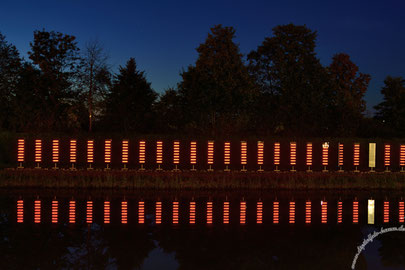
[
  {"left": 223, "top": 201, "right": 230, "bottom": 224},
  {"left": 190, "top": 141, "right": 197, "bottom": 169},
  {"left": 400, "top": 145, "right": 405, "bottom": 171},
  {"left": 241, "top": 141, "right": 247, "bottom": 171},
  {"left": 240, "top": 201, "right": 246, "bottom": 225},
  {"left": 86, "top": 201, "right": 93, "bottom": 224},
  {"left": 400, "top": 201, "right": 404, "bottom": 223},
  {"left": 224, "top": 142, "right": 231, "bottom": 170},
  {"left": 337, "top": 201, "right": 343, "bottom": 224},
  {"left": 321, "top": 201, "right": 328, "bottom": 224},
  {"left": 173, "top": 141, "right": 180, "bottom": 166},
  {"left": 122, "top": 140, "right": 129, "bottom": 165},
  {"left": 289, "top": 202, "right": 295, "bottom": 224},
  {"left": 155, "top": 202, "right": 162, "bottom": 224},
  {"left": 306, "top": 142, "right": 312, "bottom": 170},
  {"left": 121, "top": 201, "right": 128, "bottom": 224},
  {"left": 52, "top": 140, "right": 59, "bottom": 164},
  {"left": 369, "top": 143, "right": 376, "bottom": 169},
  {"left": 139, "top": 141, "right": 146, "bottom": 168},
  {"left": 104, "top": 201, "right": 110, "bottom": 224},
  {"left": 70, "top": 140, "right": 77, "bottom": 164},
  {"left": 17, "top": 200, "right": 24, "bottom": 223},
  {"left": 353, "top": 201, "right": 359, "bottom": 224},
  {"left": 34, "top": 200, "right": 41, "bottom": 224},
  {"left": 189, "top": 201, "right": 196, "bottom": 224},
  {"left": 384, "top": 144, "right": 391, "bottom": 170},
  {"left": 69, "top": 201, "right": 76, "bottom": 224},
  {"left": 207, "top": 201, "right": 213, "bottom": 224},
  {"left": 368, "top": 200, "right": 375, "bottom": 224},
  {"left": 257, "top": 201, "right": 263, "bottom": 224},
  {"left": 383, "top": 201, "right": 389, "bottom": 223},
  {"left": 305, "top": 201, "right": 311, "bottom": 224},
  {"left": 273, "top": 201, "right": 279, "bottom": 224},
  {"left": 51, "top": 200, "right": 58, "bottom": 224},
  {"left": 353, "top": 143, "right": 360, "bottom": 170},
  {"left": 105, "top": 139, "right": 112, "bottom": 167},
  {"left": 338, "top": 143, "right": 344, "bottom": 170},
  {"left": 173, "top": 201, "right": 179, "bottom": 224},
  {"left": 35, "top": 139, "right": 42, "bottom": 166},
  {"left": 257, "top": 141, "right": 264, "bottom": 171},
  {"left": 139, "top": 201, "right": 145, "bottom": 224},
  {"left": 290, "top": 142, "right": 296, "bottom": 170},
  {"left": 156, "top": 141, "right": 163, "bottom": 168},
  {"left": 322, "top": 142, "right": 329, "bottom": 170},
  {"left": 274, "top": 142, "right": 280, "bottom": 171},
  {"left": 17, "top": 139, "right": 25, "bottom": 164},
  {"left": 207, "top": 141, "right": 214, "bottom": 170},
  {"left": 87, "top": 140, "right": 94, "bottom": 165}
]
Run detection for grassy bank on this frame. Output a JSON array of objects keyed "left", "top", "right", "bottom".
[{"left": 1, "top": 169, "right": 405, "bottom": 189}]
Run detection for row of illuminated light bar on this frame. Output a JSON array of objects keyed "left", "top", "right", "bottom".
[
  {"left": 16, "top": 139, "right": 405, "bottom": 171},
  {"left": 16, "top": 199, "right": 405, "bottom": 225}
]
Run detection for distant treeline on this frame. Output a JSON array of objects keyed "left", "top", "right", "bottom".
[{"left": 0, "top": 24, "right": 404, "bottom": 137}]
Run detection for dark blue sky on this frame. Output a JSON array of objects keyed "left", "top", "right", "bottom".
[{"left": 1, "top": 0, "right": 404, "bottom": 113}]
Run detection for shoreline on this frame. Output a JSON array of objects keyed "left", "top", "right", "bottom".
[{"left": 1, "top": 169, "right": 405, "bottom": 189}]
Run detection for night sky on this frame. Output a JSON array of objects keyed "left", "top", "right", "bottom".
[{"left": 1, "top": 0, "right": 404, "bottom": 113}]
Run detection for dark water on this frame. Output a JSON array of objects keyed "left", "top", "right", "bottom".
[{"left": 1, "top": 189, "right": 405, "bottom": 270}]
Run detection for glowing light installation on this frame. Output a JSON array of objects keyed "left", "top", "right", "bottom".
[
  {"left": 69, "top": 201, "right": 76, "bottom": 224},
  {"left": 257, "top": 201, "right": 263, "bottom": 224},
  {"left": 34, "top": 200, "right": 41, "bottom": 223},
  {"left": 274, "top": 142, "right": 280, "bottom": 171},
  {"left": 122, "top": 140, "right": 129, "bottom": 170},
  {"left": 321, "top": 201, "right": 327, "bottom": 224},
  {"left": 190, "top": 141, "right": 197, "bottom": 170},
  {"left": 223, "top": 201, "right": 230, "bottom": 224},
  {"left": 87, "top": 140, "right": 94, "bottom": 169},
  {"left": 86, "top": 201, "right": 93, "bottom": 224},
  {"left": 173, "top": 141, "right": 180, "bottom": 171},
  {"left": 207, "top": 141, "right": 214, "bottom": 171},
  {"left": 139, "top": 141, "right": 146, "bottom": 170},
  {"left": 337, "top": 201, "right": 343, "bottom": 224},
  {"left": 290, "top": 142, "right": 296, "bottom": 172},
  {"left": 104, "top": 201, "right": 110, "bottom": 224},
  {"left": 257, "top": 141, "right": 264, "bottom": 171},
  {"left": 173, "top": 201, "right": 179, "bottom": 224},
  {"left": 400, "top": 145, "right": 405, "bottom": 172},
  {"left": 17, "top": 200, "right": 23, "bottom": 223},
  {"left": 17, "top": 139, "right": 24, "bottom": 168},
  {"left": 51, "top": 200, "right": 58, "bottom": 224},
  {"left": 241, "top": 141, "right": 247, "bottom": 171},
  {"left": 289, "top": 201, "right": 295, "bottom": 224},
  {"left": 338, "top": 143, "right": 344, "bottom": 172},
  {"left": 240, "top": 201, "right": 246, "bottom": 224},
  {"left": 305, "top": 201, "right": 311, "bottom": 224},
  {"left": 306, "top": 143, "right": 312, "bottom": 172},
  {"left": 353, "top": 143, "right": 360, "bottom": 172},
  {"left": 156, "top": 141, "right": 163, "bottom": 170},
  {"left": 224, "top": 142, "right": 231, "bottom": 171},
  {"left": 70, "top": 140, "right": 77, "bottom": 170},
  {"left": 322, "top": 142, "right": 329, "bottom": 172},
  {"left": 155, "top": 202, "right": 162, "bottom": 224},
  {"left": 369, "top": 143, "right": 376, "bottom": 171},
  {"left": 383, "top": 201, "right": 389, "bottom": 223},
  {"left": 368, "top": 200, "right": 375, "bottom": 224},
  {"left": 273, "top": 201, "right": 279, "bottom": 224},
  {"left": 122, "top": 201, "right": 128, "bottom": 224},
  {"left": 139, "top": 201, "right": 145, "bottom": 224},
  {"left": 105, "top": 139, "right": 112, "bottom": 169},
  {"left": 35, "top": 139, "right": 42, "bottom": 168},
  {"left": 52, "top": 140, "right": 59, "bottom": 169},
  {"left": 189, "top": 201, "right": 196, "bottom": 224},
  {"left": 384, "top": 144, "right": 391, "bottom": 172},
  {"left": 400, "top": 201, "right": 404, "bottom": 223},
  {"left": 207, "top": 201, "right": 213, "bottom": 224},
  {"left": 353, "top": 201, "right": 359, "bottom": 224}
]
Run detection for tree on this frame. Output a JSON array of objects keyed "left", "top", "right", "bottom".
[
  {"left": 374, "top": 76, "right": 405, "bottom": 136},
  {"left": 154, "top": 88, "right": 183, "bottom": 133},
  {"left": 104, "top": 58, "right": 157, "bottom": 132},
  {"left": 0, "top": 33, "right": 21, "bottom": 130},
  {"left": 328, "top": 53, "right": 370, "bottom": 136},
  {"left": 27, "top": 29, "right": 82, "bottom": 131},
  {"left": 178, "top": 25, "right": 258, "bottom": 136},
  {"left": 248, "top": 24, "right": 332, "bottom": 136},
  {"left": 79, "top": 40, "right": 111, "bottom": 131}
]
